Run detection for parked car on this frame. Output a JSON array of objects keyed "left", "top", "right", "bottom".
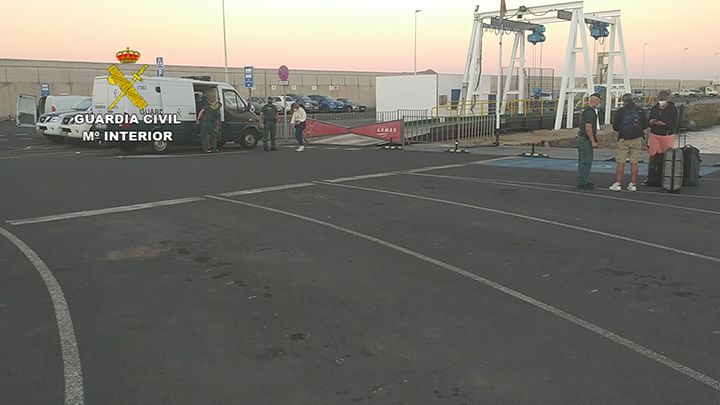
[
  {"left": 672, "top": 89, "right": 698, "bottom": 97},
  {"left": 249, "top": 96, "right": 265, "bottom": 113},
  {"left": 268, "top": 96, "right": 294, "bottom": 113},
  {"left": 336, "top": 98, "right": 366, "bottom": 112},
  {"left": 288, "top": 94, "right": 320, "bottom": 113},
  {"left": 699, "top": 86, "right": 718, "bottom": 97},
  {"left": 531, "top": 92, "right": 554, "bottom": 100},
  {"left": 308, "top": 95, "right": 345, "bottom": 112},
  {"left": 35, "top": 98, "right": 93, "bottom": 143}
]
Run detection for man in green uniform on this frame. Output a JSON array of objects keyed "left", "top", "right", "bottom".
[
  {"left": 197, "top": 99, "right": 222, "bottom": 153},
  {"left": 576, "top": 93, "right": 602, "bottom": 189},
  {"left": 259, "top": 98, "right": 279, "bottom": 151}
]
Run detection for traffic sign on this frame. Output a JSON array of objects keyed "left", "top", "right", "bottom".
[
  {"left": 278, "top": 65, "right": 289, "bottom": 81},
  {"left": 244, "top": 66, "right": 254, "bottom": 88},
  {"left": 156, "top": 56, "right": 164, "bottom": 77},
  {"left": 278, "top": 80, "right": 290, "bottom": 86},
  {"left": 40, "top": 82, "right": 50, "bottom": 97}
]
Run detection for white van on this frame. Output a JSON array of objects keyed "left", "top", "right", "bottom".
[{"left": 91, "top": 76, "right": 262, "bottom": 153}]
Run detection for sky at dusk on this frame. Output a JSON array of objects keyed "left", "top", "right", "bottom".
[{"left": 1, "top": 0, "right": 719, "bottom": 80}]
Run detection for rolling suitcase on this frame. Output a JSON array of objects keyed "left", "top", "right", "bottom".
[
  {"left": 680, "top": 145, "right": 701, "bottom": 186},
  {"left": 646, "top": 153, "right": 664, "bottom": 187},
  {"left": 662, "top": 148, "right": 684, "bottom": 193}
]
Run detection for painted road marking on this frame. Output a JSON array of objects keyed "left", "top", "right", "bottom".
[
  {"left": 7, "top": 197, "right": 205, "bottom": 226},
  {"left": 205, "top": 194, "right": 720, "bottom": 393},
  {"left": 220, "top": 183, "right": 315, "bottom": 197},
  {"left": 318, "top": 181, "right": 720, "bottom": 265},
  {"left": 323, "top": 172, "right": 397, "bottom": 183},
  {"left": 0, "top": 226, "right": 85, "bottom": 404},
  {"left": 405, "top": 172, "right": 720, "bottom": 216}
]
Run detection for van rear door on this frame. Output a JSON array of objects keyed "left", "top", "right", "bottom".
[{"left": 16, "top": 94, "right": 37, "bottom": 126}]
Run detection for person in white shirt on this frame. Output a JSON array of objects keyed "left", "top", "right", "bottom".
[{"left": 290, "top": 102, "right": 307, "bottom": 152}]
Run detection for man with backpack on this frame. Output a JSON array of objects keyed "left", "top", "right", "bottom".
[{"left": 609, "top": 93, "right": 647, "bottom": 191}]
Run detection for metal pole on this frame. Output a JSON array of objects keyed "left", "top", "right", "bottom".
[
  {"left": 221, "top": 0, "right": 229, "bottom": 83},
  {"left": 642, "top": 42, "right": 648, "bottom": 89},
  {"left": 715, "top": 52, "right": 719, "bottom": 85},
  {"left": 681, "top": 47, "right": 688, "bottom": 89},
  {"left": 414, "top": 10, "right": 421, "bottom": 75},
  {"left": 495, "top": 8, "right": 504, "bottom": 132}
]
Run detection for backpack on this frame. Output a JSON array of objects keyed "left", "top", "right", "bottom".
[{"left": 620, "top": 106, "right": 642, "bottom": 138}]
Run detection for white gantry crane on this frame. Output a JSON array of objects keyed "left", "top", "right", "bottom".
[{"left": 461, "top": 1, "right": 631, "bottom": 130}]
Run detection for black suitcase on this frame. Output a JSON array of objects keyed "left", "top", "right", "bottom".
[
  {"left": 680, "top": 145, "right": 701, "bottom": 186},
  {"left": 647, "top": 153, "right": 664, "bottom": 187},
  {"left": 662, "top": 148, "right": 684, "bottom": 193}
]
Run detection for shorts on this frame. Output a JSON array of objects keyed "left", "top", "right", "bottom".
[
  {"left": 648, "top": 133, "right": 675, "bottom": 156},
  {"left": 616, "top": 137, "right": 643, "bottom": 163}
]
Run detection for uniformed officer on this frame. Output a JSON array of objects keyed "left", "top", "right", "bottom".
[
  {"left": 576, "top": 93, "right": 602, "bottom": 189},
  {"left": 197, "top": 99, "right": 222, "bottom": 153},
  {"left": 259, "top": 97, "right": 279, "bottom": 151}
]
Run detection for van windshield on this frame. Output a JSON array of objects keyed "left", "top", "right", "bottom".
[{"left": 72, "top": 98, "right": 92, "bottom": 110}]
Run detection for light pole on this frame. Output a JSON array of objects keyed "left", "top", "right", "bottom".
[
  {"left": 715, "top": 51, "right": 719, "bottom": 85},
  {"left": 221, "top": 0, "right": 229, "bottom": 83},
  {"left": 414, "top": 10, "right": 422, "bottom": 75},
  {"left": 681, "top": 47, "right": 688, "bottom": 89},
  {"left": 641, "top": 42, "right": 648, "bottom": 90}
]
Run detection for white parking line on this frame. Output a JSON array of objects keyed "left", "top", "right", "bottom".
[
  {"left": 205, "top": 194, "right": 720, "bottom": 392},
  {"left": 405, "top": 172, "right": 720, "bottom": 216},
  {"left": 107, "top": 150, "right": 249, "bottom": 159},
  {"left": 318, "top": 181, "right": 720, "bottom": 264},
  {"left": 0, "top": 226, "right": 85, "bottom": 404},
  {"left": 220, "top": 183, "right": 315, "bottom": 197},
  {"left": 323, "top": 172, "right": 397, "bottom": 183},
  {"left": 7, "top": 197, "right": 204, "bottom": 226}
]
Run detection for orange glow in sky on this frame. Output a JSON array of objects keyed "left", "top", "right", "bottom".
[{"left": 1, "top": 0, "right": 718, "bottom": 80}]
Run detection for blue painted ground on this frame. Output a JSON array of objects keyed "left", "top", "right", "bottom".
[{"left": 485, "top": 157, "right": 720, "bottom": 176}]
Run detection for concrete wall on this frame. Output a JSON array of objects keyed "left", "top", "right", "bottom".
[{"left": 0, "top": 58, "right": 407, "bottom": 120}]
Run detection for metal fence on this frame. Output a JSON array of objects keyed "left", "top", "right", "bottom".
[{"left": 269, "top": 108, "right": 497, "bottom": 146}]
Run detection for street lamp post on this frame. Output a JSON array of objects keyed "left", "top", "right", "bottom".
[
  {"left": 681, "top": 47, "right": 688, "bottom": 89},
  {"left": 221, "top": 0, "right": 229, "bottom": 83},
  {"left": 414, "top": 10, "right": 422, "bottom": 75},
  {"left": 642, "top": 42, "right": 648, "bottom": 90}
]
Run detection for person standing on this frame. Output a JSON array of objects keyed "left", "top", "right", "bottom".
[
  {"left": 290, "top": 102, "right": 307, "bottom": 152},
  {"left": 609, "top": 93, "right": 647, "bottom": 191},
  {"left": 576, "top": 93, "right": 602, "bottom": 189},
  {"left": 259, "top": 98, "right": 279, "bottom": 151},
  {"left": 644, "top": 90, "right": 678, "bottom": 184},
  {"left": 197, "top": 99, "right": 221, "bottom": 153}
]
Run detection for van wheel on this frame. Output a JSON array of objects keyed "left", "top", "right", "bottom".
[
  {"left": 240, "top": 130, "right": 259, "bottom": 149},
  {"left": 45, "top": 135, "right": 65, "bottom": 143},
  {"left": 345, "top": 106, "right": 353, "bottom": 113},
  {"left": 152, "top": 140, "right": 169, "bottom": 154}
]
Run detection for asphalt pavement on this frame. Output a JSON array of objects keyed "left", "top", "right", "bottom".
[{"left": 2, "top": 121, "right": 720, "bottom": 405}]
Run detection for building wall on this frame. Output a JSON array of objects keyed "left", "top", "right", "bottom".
[{"left": 0, "top": 58, "right": 405, "bottom": 120}]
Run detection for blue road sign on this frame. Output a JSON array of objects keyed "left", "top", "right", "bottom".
[
  {"left": 40, "top": 82, "right": 50, "bottom": 97},
  {"left": 156, "top": 56, "right": 164, "bottom": 77},
  {"left": 244, "top": 66, "right": 254, "bottom": 88}
]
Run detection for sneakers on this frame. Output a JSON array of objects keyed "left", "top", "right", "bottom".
[
  {"left": 627, "top": 182, "right": 637, "bottom": 192},
  {"left": 577, "top": 182, "right": 595, "bottom": 190},
  {"left": 609, "top": 182, "right": 622, "bottom": 191},
  {"left": 296, "top": 145, "right": 305, "bottom": 152}
]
